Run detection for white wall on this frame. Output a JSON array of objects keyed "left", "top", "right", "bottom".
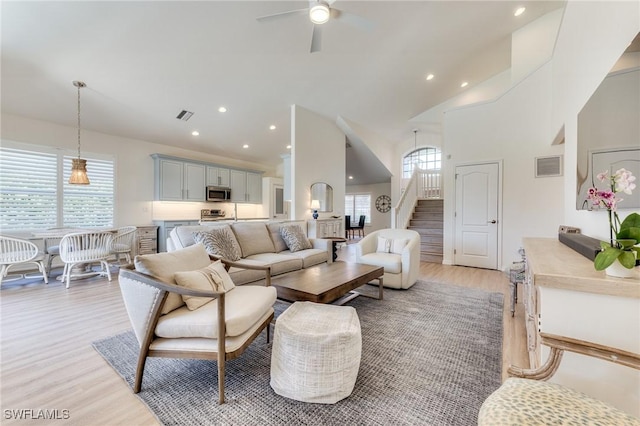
[
  {"left": 346, "top": 182, "right": 392, "bottom": 233},
  {"left": 1, "top": 113, "right": 275, "bottom": 225},
  {"left": 290, "top": 105, "right": 346, "bottom": 221},
  {"left": 443, "top": 62, "right": 563, "bottom": 267}
]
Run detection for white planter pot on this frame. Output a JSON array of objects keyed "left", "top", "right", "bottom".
[{"left": 605, "top": 257, "right": 635, "bottom": 278}]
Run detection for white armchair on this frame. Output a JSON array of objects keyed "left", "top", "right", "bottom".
[
  {"left": 355, "top": 228, "right": 420, "bottom": 289},
  {"left": 59, "top": 231, "right": 113, "bottom": 288},
  {"left": 0, "top": 235, "right": 49, "bottom": 287}
]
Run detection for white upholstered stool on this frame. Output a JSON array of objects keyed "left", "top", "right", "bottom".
[{"left": 270, "top": 301, "right": 362, "bottom": 404}]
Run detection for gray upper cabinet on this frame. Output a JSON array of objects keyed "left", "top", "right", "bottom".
[
  {"left": 230, "top": 170, "right": 263, "bottom": 204},
  {"left": 207, "top": 166, "right": 230, "bottom": 187},
  {"left": 153, "top": 155, "right": 205, "bottom": 201},
  {"left": 152, "top": 154, "right": 261, "bottom": 203}
]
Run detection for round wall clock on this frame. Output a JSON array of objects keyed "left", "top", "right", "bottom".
[{"left": 375, "top": 195, "right": 391, "bottom": 213}]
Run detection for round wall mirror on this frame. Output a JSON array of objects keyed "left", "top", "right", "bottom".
[{"left": 310, "top": 182, "right": 333, "bottom": 212}]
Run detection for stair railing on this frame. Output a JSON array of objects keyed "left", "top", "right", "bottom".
[{"left": 393, "top": 169, "right": 443, "bottom": 229}]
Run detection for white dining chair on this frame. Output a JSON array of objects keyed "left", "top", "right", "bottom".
[
  {"left": 0, "top": 235, "right": 49, "bottom": 287},
  {"left": 110, "top": 226, "right": 137, "bottom": 264},
  {"left": 59, "top": 231, "right": 113, "bottom": 288}
]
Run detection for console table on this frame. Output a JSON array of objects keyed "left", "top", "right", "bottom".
[{"left": 522, "top": 237, "right": 640, "bottom": 417}]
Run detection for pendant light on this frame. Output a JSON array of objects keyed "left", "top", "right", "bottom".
[{"left": 69, "top": 80, "right": 90, "bottom": 185}]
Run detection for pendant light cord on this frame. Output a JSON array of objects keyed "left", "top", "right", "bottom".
[{"left": 77, "top": 83, "right": 81, "bottom": 159}]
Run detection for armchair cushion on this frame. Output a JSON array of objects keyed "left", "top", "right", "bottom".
[
  {"left": 231, "top": 223, "right": 275, "bottom": 257},
  {"left": 174, "top": 260, "right": 236, "bottom": 310},
  {"left": 155, "top": 285, "right": 277, "bottom": 338},
  {"left": 357, "top": 252, "right": 402, "bottom": 274},
  {"left": 280, "top": 225, "right": 312, "bottom": 253},
  {"left": 193, "top": 225, "right": 241, "bottom": 261},
  {"left": 134, "top": 243, "right": 212, "bottom": 314},
  {"left": 376, "top": 237, "right": 408, "bottom": 254}
]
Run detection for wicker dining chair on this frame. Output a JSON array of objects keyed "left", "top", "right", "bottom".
[
  {"left": 110, "top": 226, "right": 137, "bottom": 264},
  {"left": 59, "top": 231, "right": 113, "bottom": 288},
  {"left": 0, "top": 235, "right": 49, "bottom": 287}
]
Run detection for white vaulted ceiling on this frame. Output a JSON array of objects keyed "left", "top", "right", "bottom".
[{"left": 1, "top": 0, "right": 565, "bottom": 181}]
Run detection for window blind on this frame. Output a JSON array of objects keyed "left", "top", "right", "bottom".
[{"left": 0, "top": 145, "right": 115, "bottom": 231}]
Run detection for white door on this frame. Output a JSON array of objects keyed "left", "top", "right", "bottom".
[
  {"left": 454, "top": 162, "right": 499, "bottom": 269},
  {"left": 272, "top": 184, "right": 287, "bottom": 220}
]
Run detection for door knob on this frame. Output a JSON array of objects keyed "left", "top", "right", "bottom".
[{"left": 488, "top": 220, "right": 497, "bottom": 224}]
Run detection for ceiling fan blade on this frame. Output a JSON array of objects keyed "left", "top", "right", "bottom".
[
  {"left": 256, "top": 8, "right": 307, "bottom": 22},
  {"left": 331, "top": 8, "right": 374, "bottom": 31},
  {"left": 310, "top": 25, "right": 322, "bottom": 53}
]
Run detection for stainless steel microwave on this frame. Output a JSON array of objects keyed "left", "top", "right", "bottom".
[{"left": 206, "top": 186, "right": 232, "bottom": 202}]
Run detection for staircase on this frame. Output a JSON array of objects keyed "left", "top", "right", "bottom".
[{"left": 408, "top": 199, "right": 443, "bottom": 263}]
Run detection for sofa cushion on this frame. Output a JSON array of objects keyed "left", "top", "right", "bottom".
[
  {"left": 174, "top": 260, "right": 236, "bottom": 310},
  {"left": 174, "top": 225, "right": 210, "bottom": 249},
  {"left": 232, "top": 223, "right": 276, "bottom": 257},
  {"left": 267, "top": 223, "right": 288, "bottom": 252},
  {"left": 376, "top": 236, "right": 409, "bottom": 255},
  {"left": 281, "top": 248, "right": 328, "bottom": 268},
  {"left": 280, "top": 224, "right": 312, "bottom": 253},
  {"left": 357, "top": 252, "right": 402, "bottom": 274},
  {"left": 134, "top": 244, "right": 212, "bottom": 314},
  {"left": 155, "top": 285, "right": 277, "bottom": 338},
  {"left": 245, "top": 252, "right": 303, "bottom": 276},
  {"left": 193, "top": 225, "right": 241, "bottom": 261}
]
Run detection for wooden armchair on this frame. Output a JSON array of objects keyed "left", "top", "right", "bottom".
[
  {"left": 479, "top": 333, "right": 640, "bottom": 425},
  {"left": 119, "top": 244, "right": 276, "bottom": 404}
]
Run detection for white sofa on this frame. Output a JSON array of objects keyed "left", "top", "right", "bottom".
[
  {"left": 355, "top": 228, "right": 420, "bottom": 289},
  {"left": 166, "top": 220, "right": 331, "bottom": 286}
]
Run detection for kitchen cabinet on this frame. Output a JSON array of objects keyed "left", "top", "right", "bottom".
[
  {"left": 154, "top": 220, "right": 200, "bottom": 252},
  {"left": 153, "top": 156, "right": 205, "bottom": 201},
  {"left": 522, "top": 237, "right": 640, "bottom": 416},
  {"left": 206, "top": 166, "right": 230, "bottom": 187},
  {"left": 230, "top": 170, "right": 263, "bottom": 204},
  {"left": 307, "top": 219, "right": 343, "bottom": 239}
]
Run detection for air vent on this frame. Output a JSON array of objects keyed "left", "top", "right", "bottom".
[
  {"left": 535, "top": 155, "right": 563, "bottom": 177},
  {"left": 176, "top": 110, "right": 194, "bottom": 121}
]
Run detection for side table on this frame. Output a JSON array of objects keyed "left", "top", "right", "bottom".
[{"left": 323, "top": 237, "right": 347, "bottom": 261}]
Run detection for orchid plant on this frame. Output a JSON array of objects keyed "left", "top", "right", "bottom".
[{"left": 587, "top": 168, "right": 640, "bottom": 270}]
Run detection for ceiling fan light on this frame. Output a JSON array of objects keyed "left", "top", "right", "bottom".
[{"left": 309, "top": 3, "right": 330, "bottom": 24}]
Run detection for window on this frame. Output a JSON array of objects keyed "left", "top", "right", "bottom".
[
  {"left": 403, "top": 147, "right": 441, "bottom": 178},
  {"left": 0, "top": 144, "right": 115, "bottom": 231},
  {"left": 345, "top": 193, "right": 371, "bottom": 224}
]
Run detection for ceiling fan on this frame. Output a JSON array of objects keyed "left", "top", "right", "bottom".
[{"left": 256, "top": 0, "right": 373, "bottom": 53}]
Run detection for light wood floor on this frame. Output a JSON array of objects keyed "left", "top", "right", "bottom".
[{"left": 0, "top": 246, "right": 527, "bottom": 425}]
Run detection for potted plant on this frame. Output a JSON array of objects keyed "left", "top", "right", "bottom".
[{"left": 587, "top": 168, "right": 639, "bottom": 277}]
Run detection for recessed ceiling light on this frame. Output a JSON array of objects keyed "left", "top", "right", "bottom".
[
  {"left": 191, "top": 131, "right": 199, "bottom": 136},
  {"left": 270, "top": 125, "right": 277, "bottom": 130},
  {"left": 514, "top": 7, "right": 526, "bottom": 17},
  {"left": 286, "top": 145, "right": 292, "bottom": 149},
  {"left": 348, "top": 176, "right": 354, "bottom": 180},
  {"left": 426, "top": 74, "right": 434, "bottom": 81},
  {"left": 242, "top": 144, "right": 249, "bottom": 149},
  {"left": 218, "top": 106, "right": 227, "bottom": 113},
  {"left": 460, "top": 81, "right": 469, "bottom": 88}
]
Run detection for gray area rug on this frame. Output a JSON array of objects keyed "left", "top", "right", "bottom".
[{"left": 93, "top": 280, "right": 503, "bottom": 425}]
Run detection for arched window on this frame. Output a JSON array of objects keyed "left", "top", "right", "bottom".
[{"left": 402, "top": 148, "right": 441, "bottom": 178}]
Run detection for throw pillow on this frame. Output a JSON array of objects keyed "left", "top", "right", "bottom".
[
  {"left": 376, "top": 236, "right": 409, "bottom": 254},
  {"left": 267, "top": 223, "right": 288, "bottom": 252},
  {"left": 280, "top": 225, "right": 312, "bottom": 253},
  {"left": 192, "top": 225, "right": 241, "bottom": 261},
  {"left": 174, "top": 260, "right": 236, "bottom": 310}
]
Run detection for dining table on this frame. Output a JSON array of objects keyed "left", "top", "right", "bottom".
[{"left": 31, "top": 227, "right": 118, "bottom": 282}]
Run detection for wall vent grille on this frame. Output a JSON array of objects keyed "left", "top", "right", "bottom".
[
  {"left": 176, "top": 110, "right": 194, "bottom": 121},
  {"left": 535, "top": 155, "right": 563, "bottom": 177}
]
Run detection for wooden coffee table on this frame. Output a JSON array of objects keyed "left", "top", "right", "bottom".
[{"left": 270, "top": 261, "right": 384, "bottom": 305}]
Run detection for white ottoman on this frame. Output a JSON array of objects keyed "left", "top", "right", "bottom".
[{"left": 270, "top": 301, "right": 362, "bottom": 404}]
